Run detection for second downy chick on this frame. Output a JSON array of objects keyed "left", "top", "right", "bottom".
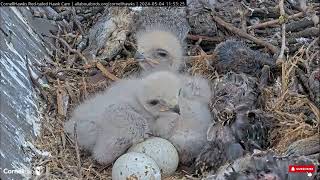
[{"left": 152, "top": 75, "right": 212, "bottom": 165}]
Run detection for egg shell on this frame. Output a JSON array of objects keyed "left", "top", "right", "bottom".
[
  {"left": 128, "top": 137, "right": 179, "bottom": 176},
  {"left": 112, "top": 152, "right": 161, "bottom": 180}
]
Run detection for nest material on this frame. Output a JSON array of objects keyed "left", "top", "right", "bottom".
[
  {"left": 32, "top": 46, "right": 319, "bottom": 179},
  {"left": 30, "top": 3, "right": 320, "bottom": 179},
  {"left": 263, "top": 47, "right": 319, "bottom": 153}
]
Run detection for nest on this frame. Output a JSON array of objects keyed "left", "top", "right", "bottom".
[
  {"left": 29, "top": 3, "right": 319, "bottom": 179},
  {"left": 263, "top": 47, "right": 319, "bottom": 153}
]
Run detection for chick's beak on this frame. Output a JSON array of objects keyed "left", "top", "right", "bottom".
[
  {"left": 135, "top": 51, "right": 160, "bottom": 70},
  {"left": 169, "top": 104, "right": 180, "bottom": 115},
  {"left": 134, "top": 51, "right": 146, "bottom": 61}
]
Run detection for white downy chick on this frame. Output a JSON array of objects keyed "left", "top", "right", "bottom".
[{"left": 64, "top": 71, "right": 182, "bottom": 165}]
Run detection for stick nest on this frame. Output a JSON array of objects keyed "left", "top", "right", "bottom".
[{"left": 29, "top": 4, "right": 319, "bottom": 179}]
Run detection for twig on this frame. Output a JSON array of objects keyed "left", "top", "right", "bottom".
[
  {"left": 42, "top": 67, "right": 85, "bottom": 78},
  {"left": 96, "top": 62, "right": 120, "bottom": 81},
  {"left": 65, "top": 81, "right": 78, "bottom": 104},
  {"left": 248, "top": 12, "right": 304, "bottom": 29},
  {"left": 240, "top": 5, "right": 249, "bottom": 31},
  {"left": 82, "top": 77, "right": 88, "bottom": 100},
  {"left": 73, "top": 123, "right": 82, "bottom": 178},
  {"left": 306, "top": 37, "right": 319, "bottom": 60},
  {"left": 210, "top": 13, "right": 279, "bottom": 54},
  {"left": 71, "top": 7, "right": 85, "bottom": 35},
  {"left": 56, "top": 79, "right": 69, "bottom": 117},
  {"left": 277, "top": 0, "right": 287, "bottom": 64},
  {"left": 24, "top": 55, "right": 48, "bottom": 101},
  {"left": 187, "top": 34, "right": 224, "bottom": 42},
  {"left": 184, "top": 54, "right": 217, "bottom": 64},
  {"left": 25, "top": 55, "right": 42, "bottom": 89},
  {"left": 43, "top": 33, "right": 88, "bottom": 64}
]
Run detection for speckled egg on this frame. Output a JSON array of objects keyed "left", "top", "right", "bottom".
[
  {"left": 112, "top": 152, "right": 161, "bottom": 180},
  {"left": 128, "top": 137, "right": 179, "bottom": 176}
]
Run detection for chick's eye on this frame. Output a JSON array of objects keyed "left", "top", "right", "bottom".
[
  {"left": 148, "top": 99, "right": 160, "bottom": 106},
  {"left": 158, "top": 52, "right": 167, "bottom": 57},
  {"left": 156, "top": 49, "right": 168, "bottom": 57}
]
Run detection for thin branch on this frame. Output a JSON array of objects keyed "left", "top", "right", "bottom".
[
  {"left": 277, "top": 0, "right": 287, "bottom": 63},
  {"left": 24, "top": 55, "right": 48, "bottom": 101},
  {"left": 96, "top": 62, "right": 120, "bottom": 81},
  {"left": 43, "top": 33, "right": 88, "bottom": 64},
  {"left": 187, "top": 34, "right": 224, "bottom": 42},
  {"left": 73, "top": 123, "right": 82, "bottom": 178},
  {"left": 82, "top": 77, "right": 88, "bottom": 100},
  {"left": 306, "top": 37, "right": 319, "bottom": 60},
  {"left": 210, "top": 13, "right": 279, "bottom": 54},
  {"left": 56, "top": 79, "right": 68, "bottom": 117},
  {"left": 184, "top": 54, "right": 217, "bottom": 64},
  {"left": 248, "top": 12, "right": 304, "bottom": 29}
]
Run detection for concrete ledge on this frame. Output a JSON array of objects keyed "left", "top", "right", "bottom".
[{"left": 0, "top": 7, "right": 55, "bottom": 180}]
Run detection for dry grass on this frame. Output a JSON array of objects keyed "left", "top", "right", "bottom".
[
  {"left": 263, "top": 47, "right": 319, "bottom": 153},
  {"left": 33, "top": 115, "right": 112, "bottom": 179},
  {"left": 32, "top": 81, "right": 113, "bottom": 179},
  {"left": 111, "top": 58, "right": 141, "bottom": 78},
  {"left": 188, "top": 52, "right": 218, "bottom": 81}
]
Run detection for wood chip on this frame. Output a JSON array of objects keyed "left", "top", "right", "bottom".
[
  {"left": 96, "top": 61, "right": 119, "bottom": 81},
  {"left": 56, "top": 80, "right": 69, "bottom": 117}
]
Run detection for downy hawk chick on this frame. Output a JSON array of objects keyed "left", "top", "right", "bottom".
[
  {"left": 135, "top": 7, "right": 190, "bottom": 71},
  {"left": 152, "top": 74, "right": 212, "bottom": 165},
  {"left": 64, "top": 71, "right": 182, "bottom": 165}
]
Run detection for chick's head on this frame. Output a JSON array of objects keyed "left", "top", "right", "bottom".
[
  {"left": 135, "top": 30, "right": 183, "bottom": 71},
  {"left": 137, "top": 71, "right": 182, "bottom": 117}
]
